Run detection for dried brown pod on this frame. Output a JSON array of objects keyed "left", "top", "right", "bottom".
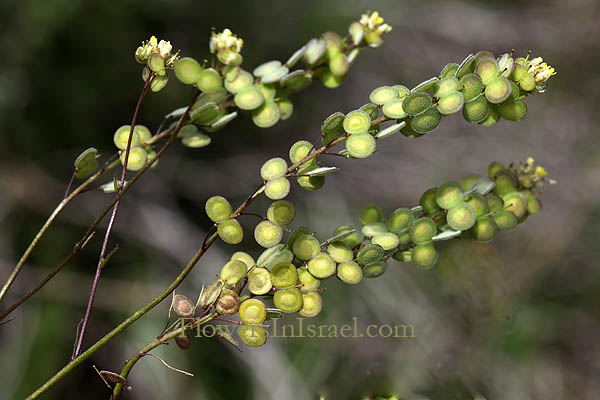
[
  {"left": 172, "top": 294, "right": 195, "bottom": 318},
  {"left": 215, "top": 289, "right": 241, "bottom": 316}
]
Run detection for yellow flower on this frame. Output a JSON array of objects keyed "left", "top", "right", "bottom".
[
  {"left": 527, "top": 57, "right": 556, "bottom": 85},
  {"left": 210, "top": 28, "right": 244, "bottom": 54}
]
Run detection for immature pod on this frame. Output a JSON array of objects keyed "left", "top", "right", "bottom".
[
  {"left": 281, "top": 70, "right": 311, "bottom": 92},
  {"left": 148, "top": 53, "right": 165, "bottom": 75},
  {"left": 273, "top": 288, "right": 303, "bottom": 313},
  {"left": 439, "top": 63, "right": 459, "bottom": 79},
  {"left": 74, "top": 147, "right": 98, "bottom": 179},
  {"left": 518, "top": 72, "right": 536, "bottom": 92},
  {"left": 329, "top": 53, "right": 349, "bottom": 77},
  {"left": 343, "top": 110, "right": 372, "bottom": 134},
  {"left": 260, "top": 158, "right": 287, "bottom": 181},
  {"left": 437, "top": 92, "right": 465, "bottom": 115},
  {"left": 321, "top": 111, "right": 346, "bottom": 145},
  {"left": 456, "top": 54, "right": 475, "bottom": 79},
  {"left": 420, "top": 188, "right": 442, "bottom": 216},
  {"left": 410, "top": 217, "right": 437, "bottom": 244},
  {"left": 198, "top": 279, "right": 224, "bottom": 308},
  {"left": 486, "top": 193, "right": 504, "bottom": 212},
  {"left": 264, "top": 177, "right": 291, "bottom": 200},
  {"left": 362, "top": 223, "right": 388, "bottom": 237},
  {"left": 205, "top": 196, "right": 232, "bottom": 223},
  {"left": 394, "top": 84, "right": 411, "bottom": 98},
  {"left": 307, "top": 252, "right": 337, "bottom": 278},
  {"left": 113, "top": 125, "right": 141, "bottom": 150},
  {"left": 397, "top": 231, "right": 411, "bottom": 245},
  {"left": 496, "top": 99, "right": 527, "bottom": 121},
  {"left": 399, "top": 122, "right": 425, "bottom": 139},
  {"left": 487, "top": 161, "right": 504, "bottom": 179},
  {"left": 234, "top": 86, "right": 265, "bottom": 110},
  {"left": 510, "top": 63, "right": 527, "bottom": 82},
  {"left": 436, "top": 181, "right": 464, "bottom": 209},
  {"left": 484, "top": 77, "right": 512, "bottom": 104},
  {"left": 267, "top": 200, "right": 295, "bottom": 226},
  {"left": 224, "top": 69, "right": 254, "bottom": 93},
  {"left": 392, "top": 249, "right": 412, "bottom": 263},
  {"left": 345, "top": 133, "right": 376, "bottom": 159},
  {"left": 174, "top": 57, "right": 203, "bottom": 85},
  {"left": 248, "top": 267, "right": 272, "bottom": 295},
  {"left": 222, "top": 65, "right": 240, "bottom": 82},
  {"left": 270, "top": 263, "right": 298, "bottom": 288},
  {"left": 297, "top": 266, "right": 320, "bottom": 292},
  {"left": 478, "top": 105, "right": 500, "bottom": 127},
  {"left": 252, "top": 101, "right": 281, "bottom": 128},
  {"left": 327, "top": 242, "right": 354, "bottom": 263},
  {"left": 332, "top": 225, "right": 361, "bottom": 248},
  {"left": 263, "top": 66, "right": 289, "bottom": 84},
  {"left": 475, "top": 57, "right": 499, "bottom": 85},
  {"left": 277, "top": 98, "right": 294, "bottom": 121},
  {"left": 319, "top": 69, "right": 345, "bottom": 88},
  {"left": 120, "top": 147, "right": 147, "bottom": 171},
  {"left": 410, "top": 109, "right": 441, "bottom": 134},
  {"left": 369, "top": 86, "right": 399, "bottom": 105},
  {"left": 172, "top": 294, "right": 195, "bottom": 318},
  {"left": 387, "top": 208, "right": 413, "bottom": 234},
  {"left": 196, "top": 68, "right": 223, "bottom": 94},
  {"left": 299, "top": 292, "right": 323, "bottom": 318},
  {"left": 412, "top": 77, "right": 439, "bottom": 92},
  {"left": 303, "top": 38, "right": 327, "bottom": 64},
  {"left": 492, "top": 169, "right": 517, "bottom": 196},
  {"left": 175, "top": 333, "right": 191, "bottom": 350},
  {"left": 254, "top": 220, "right": 283, "bottom": 248},
  {"left": 238, "top": 324, "right": 267, "bottom": 347},
  {"left": 239, "top": 299, "right": 267, "bottom": 325},
  {"left": 217, "top": 219, "right": 243, "bottom": 244},
  {"left": 253, "top": 60, "right": 282, "bottom": 78},
  {"left": 381, "top": 98, "right": 407, "bottom": 119},
  {"left": 460, "top": 174, "right": 481, "bottom": 191},
  {"left": 337, "top": 261, "right": 363, "bottom": 285},
  {"left": 363, "top": 260, "right": 388, "bottom": 278},
  {"left": 522, "top": 190, "right": 543, "bottom": 215},
  {"left": 257, "top": 244, "right": 293, "bottom": 270},
  {"left": 502, "top": 191, "right": 528, "bottom": 219},
  {"left": 446, "top": 202, "right": 477, "bottom": 231},
  {"left": 412, "top": 243, "right": 439, "bottom": 269},
  {"left": 289, "top": 140, "right": 314, "bottom": 166},
  {"left": 229, "top": 253, "right": 254, "bottom": 272},
  {"left": 360, "top": 204, "right": 384, "bottom": 225},
  {"left": 402, "top": 92, "right": 432, "bottom": 116},
  {"left": 434, "top": 76, "right": 460, "bottom": 98},
  {"left": 371, "top": 232, "right": 400, "bottom": 250},
  {"left": 493, "top": 210, "right": 518, "bottom": 231},
  {"left": 220, "top": 260, "right": 247, "bottom": 286},
  {"left": 190, "top": 102, "right": 220, "bottom": 125},
  {"left": 466, "top": 193, "right": 489, "bottom": 217},
  {"left": 459, "top": 73, "right": 483, "bottom": 102},
  {"left": 356, "top": 243, "right": 384, "bottom": 265},
  {"left": 217, "top": 50, "right": 242, "bottom": 66},
  {"left": 462, "top": 95, "right": 490, "bottom": 123},
  {"left": 471, "top": 216, "right": 498, "bottom": 243},
  {"left": 215, "top": 289, "right": 241, "bottom": 315},
  {"left": 292, "top": 234, "right": 321, "bottom": 260}
]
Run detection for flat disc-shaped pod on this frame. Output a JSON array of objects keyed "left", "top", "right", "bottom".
[
  {"left": 400, "top": 123, "right": 425, "bottom": 139},
  {"left": 360, "top": 103, "right": 379, "bottom": 119},
  {"left": 234, "top": 86, "right": 264, "bottom": 110},
  {"left": 459, "top": 73, "right": 484, "bottom": 102},
  {"left": 74, "top": 147, "right": 98, "bottom": 179},
  {"left": 411, "top": 77, "right": 439, "bottom": 93},
  {"left": 248, "top": 267, "right": 272, "bottom": 295},
  {"left": 135, "top": 125, "right": 152, "bottom": 144},
  {"left": 475, "top": 57, "right": 499, "bottom": 85},
  {"left": 297, "top": 266, "right": 320, "bottom": 292},
  {"left": 307, "top": 252, "right": 336, "bottom": 278},
  {"left": 285, "top": 45, "right": 306, "bottom": 68},
  {"left": 190, "top": 102, "right": 220, "bottom": 125},
  {"left": 343, "top": 110, "right": 372, "bottom": 134},
  {"left": 369, "top": 86, "right": 399, "bottom": 105},
  {"left": 381, "top": 98, "right": 407, "bottom": 119},
  {"left": 496, "top": 99, "right": 527, "bottom": 121},
  {"left": 320, "top": 69, "right": 345, "bottom": 88},
  {"left": 205, "top": 196, "right": 232, "bottom": 222},
  {"left": 329, "top": 53, "right": 349, "bottom": 77},
  {"left": 289, "top": 140, "right": 314, "bottom": 165},
  {"left": 326, "top": 242, "right": 353, "bottom": 263},
  {"left": 470, "top": 216, "right": 498, "bottom": 243},
  {"left": 474, "top": 50, "right": 494, "bottom": 66},
  {"left": 456, "top": 54, "right": 475, "bottom": 79},
  {"left": 419, "top": 188, "right": 441, "bottom": 215},
  {"left": 518, "top": 72, "right": 536, "bottom": 91},
  {"left": 345, "top": 133, "right": 376, "bottom": 158},
  {"left": 356, "top": 243, "right": 384, "bottom": 265},
  {"left": 174, "top": 57, "right": 203, "bottom": 85},
  {"left": 281, "top": 70, "right": 311, "bottom": 93},
  {"left": 447, "top": 202, "right": 477, "bottom": 231},
  {"left": 224, "top": 69, "right": 254, "bottom": 93},
  {"left": 410, "top": 109, "right": 441, "bottom": 134},
  {"left": 486, "top": 193, "right": 504, "bottom": 212},
  {"left": 254, "top": 220, "right": 283, "bottom": 248},
  {"left": 252, "top": 101, "right": 280, "bottom": 128},
  {"left": 460, "top": 174, "right": 481, "bottom": 192},
  {"left": 410, "top": 217, "right": 437, "bottom": 244},
  {"left": 273, "top": 288, "right": 303, "bottom": 313},
  {"left": 256, "top": 244, "right": 293, "bottom": 270},
  {"left": 387, "top": 208, "right": 413, "bottom": 234},
  {"left": 493, "top": 209, "right": 518, "bottom": 231},
  {"left": 113, "top": 125, "right": 141, "bottom": 150},
  {"left": 260, "top": 157, "right": 288, "bottom": 181},
  {"left": 402, "top": 92, "right": 432, "bottom": 116},
  {"left": 262, "top": 66, "right": 289, "bottom": 84},
  {"left": 239, "top": 299, "right": 267, "bottom": 325},
  {"left": 439, "top": 62, "right": 459, "bottom": 79},
  {"left": 362, "top": 222, "right": 388, "bottom": 237},
  {"left": 296, "top": 164, "right": 325, "bottom": 191},
  {"left": 337, "top": 261, "right": 363, "bottom": 284},
  {"left": 434, "top": 76, "right": 460, "bottom": 98},
  {"left": 181, "top": 132, "right": 211, "bottom": 148},
  {"left": 436, "top": 181, "right": 464, "bottom": 209},
  {"left": 362, "top": 260, "right": 388, "bottom": 278},
  {"left": 333, "top": 225, "right": 361, "bottom": 248},
  {"left": 360, "top": 204, "right": 384, "bottom": 225},
  {"left": 462, "top": 95, "right": 490, "bottom": 123},
  {"left": 120, "top": 146, "right": 147, "bottom": 171},
  {"left": 216, "top": 289, "right": 241, "bottom": 315},
  {"left": 196, "top": 68, "right": 223, "bottom": 94},
  {"left": 371, "top": 232, "right": 400, "bottom": 250},
  {"left": 217, "top": 218, "right": 242, "bottom": 244},
  {"left": 299, "top": 292, "right": 323, "bottom": 318},
  {"left": 172, "top": 294, "right": 195, "bottom": 318},
  {"left": 484, "top": 77, "right": 512, "bottom": 104},
  {"left": 267, "top": 200, "right": 295, "bottom": 226},
  {"left": 303, "top": 38, "right": 327, "bottom": 64},
  {"left": 238, "top": 324, "right": 267, "bottom": 347},
  {"left": 270, "top": 263, "right": 298, "bottom": 288},
  {"left": 394, "top": 85, "right": 411, "bottom": 98},
  {"left": 253, "top": 60, "right": 282, "bottom": 78},
  {"left": 231, "top": 251, "right": 255, "bottom": 270},
  {"left": 292, "top": 234, "right": 320, "bottom": 260},
  {"left": 466, "top": 193, "right": 489, "bottom": 217},
  {"left": 412, "top": 243, "right": 439, "bottom": 269},
  {"left": 437, "top": 91, "right": 465, "bottom": 115},
  {"left": 220, "top": 260, "right": 247, "bottom": 286},
  {"left": 265, "top": 177, "right": 291, "bottom": 200},
  {"left": 392, "top": 249, "right": 412, "bottom": 262},
  {"left": 501, "top": 191, "right": 528, "bottom": 218},
  {"left": 277, "top": 98, "right": 293, "bottom": 120}
]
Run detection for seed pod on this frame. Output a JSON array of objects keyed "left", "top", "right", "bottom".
[
  {"left": 113, "top": 125, "right": 141, "bottom": 150},
  {"left": 362, "top": 222, "right": 388, "bottom": 237},
  {"left": 412, "top": 243, "right": 439, "bottom": 269},
  {"left": 360, "top": 204, "right": 384, "bottom": 225},
  {"left": 120, "top": 147, "right": 147, "bottom": 171},
  {"left": 270, "top": 263, "right": 298, "bottom": 288},
  {"left": 420, "top": 188, "right": 442, "bottom": 216},
  {"left": 470, "top": 216, "right": 498, "bottom": 243},
  {"left": 262, "top": 65, "right": 289, "bottom": 84},
  {"left": 216, "top": 289, "right": 241, "bottom": 315},
  {"left": 392, "top": 249, "right": 412, "bottom": 262},
  {"left": 485, "top": 193, "right": 504, "bottom": 212},
  {"left": 321, "top": 111, "right": 346, "bottom": 145},
  {"left": 434, "top": 76, "right": 460, "bottom": 98},
  {"left": 231, "top": 251, "right": 255, "bottom": 270},
  {"left": 466, "top": 193, "right": 489, "bottom": 217},
  {"left": 254, "top": 220, "right": 283, "bottom": 248},
  {"left": 484, "top": 77, "right": 512, "bottom": 104},
  {"left": 475, "top": 56, "right": 500, "bottom": 85},
  {"left": 180, "top": 131, "right": 211, "bottom": 148},
  {"left": 460, "top": 174, "right": 481, "bottom": 191},
  {"left": 487, "top": 161, "right": 504, "bottom": 179},
  {"left": 436, "top": 181, "right": 464, "bottom": 209},
  {"left": 410, "top": 216, "right": 438, "bottom": 244},
  {"left": 506, "top": 80, "right": 521, "bottom": 102},
  {"left": 462, "top": 94, "right": 490, "bottom": 123},
  {"left": 234, "top": 86, "right": 265, "bottom": 110},
  {"left": 478, "top": 105, "right": 500, "bottom": 127},
  {"left": 298, "top": 291, "right": 322, "bottom": 318},
  {"left": 518, "top": 72, "right": 536, "bottom": 91},
  {"left": 356, "top": 243, "right": 384, "bottom": 265},
  {"left": 327, "top": 242, "right": 353, "bottom": 263},
  {"left": 252, "top": 100, "right": 281, "bottom": 128},
  {"left": 372, "top": 232, "right": 400, "bottom": 250},
  {"left": 329, "top": 53, "right": 349, "bottom": 77},
  {"left": 496, "top": 99, "right": 527, "bottom": 121},
  {"left": 174, "top": 57, "right": 203, "bottom": 85},
  {"left": 277, "top": 98, "right": 294, "bottom": 121},
  {"left": 492, "top": 169, "right": 517, "bottom": 196},
  {"left": 437, "top": 91, "right": 465, "bottom": 115},
  {"left": 412, "top": 77, "right": 439, "bottom": 93},
  {"left": 238, "top": 324, "right": 267, "bottom": 347},
  {"left": 264, "top": 177, "right": 290, "bottom": 200},
  {"left": 253, "top": 60, "right": 282, "bottom": 78},
  {"left": 205, "top": 196, "right": 232, "bottom": 223},
  {"left": 260, "top": 157, "right": 287, "bottom": 181},
  {"left": 502, "top": 191, "right": 528, "bottom": 219},
  {"left": 343, "top": 110, "right": 371, "bottom": 135},
  {"left": 493, "top": 209, "right": 518, "bottom": 231},
  {"left": 217, "top": 219, "right": 243, "bottom": 244},
  {"left": 248, "top": 267, "right": 272, "bottom": 295},
  {"left": 224, "top": 69, "right": 254, "bottom": 93},
  {"left": 333, "top": 225, "right": 361, "bottom": 248},
  {"left": 274, "top": 287, "right": 303, "bottom": 312},
  {"left": 220, "top": 260, "right": 247, "bottom": 286},
  {"left": 319, "top": 68, "right": 345, "bottom": 88},
  {"left": 446, "top": 202, "right": 477, "bottom": 231},
  {"left": 387, "top": 208, "right": 413, "bottom": 234},
  {"left": 307, "top": 252, "right": 336, "bottom": 278},
  {"left": 522, "top": 190, "right": 543, "bottom": 215},
  {"left": 497, "top": 53, "right": 514, "bottom": 77},
  {"left": 335, "top": 261, "right": 362, "bottom": 285},
  {"left": 393, "top": 85, "right": 410, "bottom": 98},
  {"left": 345, "top": 133, "right": 376, "bottom": 158},
  {"left": 456, "top": 54, "right": 475, "bottom": 79},
  {"left": 398, "top": 231, "right": 411, "bottom": 245},
  {"left": 402, "top": 92, "right": 432, "bottom": 116},
  {"left": 239, "top": 299, "right": 267, "bottom": 325},
  {"left": 292, "top": 234, "right": 320, "bottom": 260},
  {"left": 459, "top": 73, "right": 484, "bottom": 102},
  {"left": 297, "top": 266, "right": 320, "bottom": 292},
  {"left": 411, "top": 109, "right": 441, "bottom": 133},
  {"left": 440, "top": 63, "right": 459, "bottom": 79},
  {"left": 195, "top": 68, "right": 222, "bottom": 94},
  {"left": 370, "top": 86, "right": 399, "bottom": 105},
  {"left": 74, "top": 147, "right": 98, "bottom": 179},
  {"left": 222, "top": 65, "right": 240, "bottom": 82},
  {"left": 148, "top": 53, "right": 165, "bottom": 75},
  {"left": 281, "top": 70, "right": 311, "bottom": 92},
  {"left": 257, "top": 244, "right": 293, "bottom": 270},
  {"left": 363, "top": 260, "right": 388, "bottom": 278},
  {"left": 289, "top": 140, "right": 314, "bottom": 166},
  {"left": 303, "top": 38, "right": 327, "bottom": 64},
  {"left": 175, "top": 333, "right": 191, "bottom": 350},
  {"left": 400, "top": 122, "right": 425, "bottom": 139},
  {"left": 267, "top": 200, "right": 295, "bottom": 226},
  {"left": 198, "top": 279, "right": 224, "bottom": 308},
  {"left": 381, "top": 98, "right": 407, "bottom": 119},
  {"left": 172, "top": 294, "right": 195, "bottom": 318}
]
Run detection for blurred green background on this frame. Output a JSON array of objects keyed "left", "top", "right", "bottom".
[{"left": 1, "top": 0, "right": 599, "bottom": 399}]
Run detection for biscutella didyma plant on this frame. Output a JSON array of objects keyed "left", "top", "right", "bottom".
[{"left": 0, "top": 10, "right": 557, "bottom": 400}]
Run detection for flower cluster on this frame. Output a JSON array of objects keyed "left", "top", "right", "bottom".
[
  {"left": 513, "top": 157, "right": 556, "bottom": 188},
  {"left": 526, "top": 56, "right": 556, "bottom": 92},
  {"left": 357, "top": 11, "right": 393, "bottom": 47},
  {"left": 134, "top": 35, "right": 179, "bottom": 69},
  {"left": 209, "top": 28, "right": 244, "bottom": 54}
]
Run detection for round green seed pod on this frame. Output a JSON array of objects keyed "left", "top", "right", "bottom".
[
  {"left": 372, "top": 232, "right": 400, "bottom": 250},
  {"left": 412, "top": 77, "right": 439, "bottom": 92},
  {"left": 487, "top": 162, "right": 504, "bottom": 179},
  {"left": 329, "top": 53, "right": 349, "bottom": 77},
  {"left": 148, "top": 53, "right": 165, "bottom": 75},
  {"left": 220, "top": 260, "right": 247, "bottom": 286},
  {"left": 402, "top": 92, "right": 433, "bottom": 116},
  {"left": 174, "top": 57, "right": 203, "bottom": 85},
  {"left": 346, "top": 133, "right": 376, "bottom": 158},
  {"left": 398, "top": 231, "right": 411, "bottom": 245},
  {"left": 492, "top": 169, "right": 517, "bottom": 196},
  {"left": 256, "top": 83, "right": 275, "bottom": 101},
  {"left": 205, "top": 196, "right": 232, "bottom": 223},
  {"left": 297, "top": 266, "right": 320, "bottom": 292},
  {"left": 289, "top": 140, "right": 314, "bottom": 165},
  {"left": 436, "top": 181, "right": 464, "bottom": 209},
  {"left": 493, "top": 209, "right": 518, "bottom": 231},
  {"left": 484, "top": 76, "right": 512, "bottom": 104},
  {"left": 412, "top": 243, "right": 439, "bottom": 269},
  {"left": 252, "top": 101, "right": 280, "bottom": 128},
  {"left": 420, "top": 188, "right": 442, "bottom": 215},
  {"left": 437, "top": 91, "right": 465, "bottom": 115},
  {"left": 181, "top": 132, "right": 211, "bottom": 148},
  {"left": 320, "top": 68, "right": 345, "bottom": 88},
  {"left": 510, "top": 63, "right": 527, "bottom": 82},
  {"left": 434, "top": 76, "right": 460, "bottom": 98},
  {"left": 216, "top": 289, "right": 241, "bottom": 315},
  {"left": 343, "top": 110, "right": 371, "bottom": 135},
  {"left": 456, "top": 54, "right": 476, "bottom": 79},
  {"left": 274, "top": 287, "right": 303, "bottom": 313},
  {"left": 307, "top": 252, "right": 336, "bottom": 278},
  {"left": 410, "top": 109, "right": 441, "bottom": 134},
  {"left": 172, "top": 294, "right": 195, "bottom": 318},
  {"left": 248, "top": 267, "right": 273, "bottom": 295},
  {"left": 120, "top": 146, "right": 147, "bottom": 171},
  {"left": 333, "top": 225, "right": 360, "bottom": 248},
  {"left": 327, "top": 242, "right": 353, "bottom": 263},
  {"left": 496, "top": 99, "right": 527, "bottom": 121},
  {"left": 502, "top": 191, "right": 528, "bottom": 219},
  {"left": 392, "top": 249, "right": 412, "bottom": 262},
  {"left": 270, "top": 263, "right": 298, "bottom": 288},
  {"left": 394, "top": 85, "right": 411, "bottom": 98},
  {"left": 447, "top": 202, "right": 477, "bottom": 231},
  {"left": 439, "top": 62, "right": 459, "bottom": 79},
  {"left": 369, "top": 86, "right": 399, "bottom": 105},
  {"left": 299, "top": 292, "right": 323, "bottom": 318},
  {"left": 277, "top": 98, "right": 294, "bottom": 120},
  {"left": 460, "top": 174, "right": 481, "bottom": 191},
  {"left": 466, "top": 193, "right": 489, "bottom": 217},
  {"left": 486, "top": 193, "right": 504, "bottom": 212},
  {"left": 261, "top": 66, "right": 289, "bottom": 84},
  {"left": 265, "top": 177, "right": 290, "bottom": 200},
  {"left": 253, "top": 60, "right": 282, "bottom": 78},
  {"left": 238, "top": 324, "right": 267, "bottom": 347},
  {"left": 507, "top": 80, "right": 521, "bottom": 102},
  {"left": 267, "top": 200, "right": 295, "bottom": 226},
  {"left": 337, "top": 261, "right": 363, "bottom": 284},
  {"left": 257, "top": 244, "right": 293, "bottom": 270},
  {"left": 362, "top": 222, "right": 388, "bottom": 237},
  {"left": 522, "top": 190, "right": 543, "bottom": 215},
  {"left": 360, "top": 204, "right": 384, "bottom": 225},
  {"left": 196, "top": 68, "right": 222, "bottom": 94},
  {"left": 471, "top": 216, "right": 498, "bottom": 243},
  {"left": 224, "top": 69, "right": 254, "bottom": 93},
  {"left": 254, "top": 220, "right": 283, "bottom": 248},
  {"left": 363, "top": 260, "right": 388, "bottom": 278},
  {"left": 296, "top": 164, "right": 325, "bottom": 191},
  {"left": 475, "top": 57, "right": 499, "bottom": 85},
  {"left": 356, "top": 243, "right": 384, "bottom": 265},
  {"left": 410, "top": 217, "right": 437, "bottom": 244},
  {"left": 381, "top": 98, "right": 408, "bottom": 119},
  {"left": 462, "top": 95, "right": 490, "bottom": 123},
  {"left": 234, "top": 86, "right": 265, "bottom": 110},
  {"left": 459, "top": 73, "right": 483, "bottom": 102},
  {"left": 518, "top": 73, "right": 536, "bottom": 92},
  {"left": 281, "top": 70, "right": 311, "bottom": 92},
  {"left": 287, "top": 226, "right": 310, "bottom": 250},
  {"left": 239, "top": 299, "right": 267, "bottom": 325},
  {"left": 113, "top": 125, "right": 141, "bottom": 150},
  {"left": 135, "top": 125, "right": 152, "bottom": 144},
  {"left": 223, "top": 64, "right": 240, "bottom": 82},
  {"left": 321, "top": 111, "right": 346, "bottom": 145},
  {"left": 387, "top": 208, "right": 413, "bottom": 234},
  {"left": 261, "top": 157, "right": 288, "bottom": 181},
  {"left": 293, "top": 234, "right": 320, "bottom": 260},
  {"left": 400, "top": 122, "right": 425, "bottom": 139},
  {"left": 231, "top": 251, "right": 255, "bottom": 270}
]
